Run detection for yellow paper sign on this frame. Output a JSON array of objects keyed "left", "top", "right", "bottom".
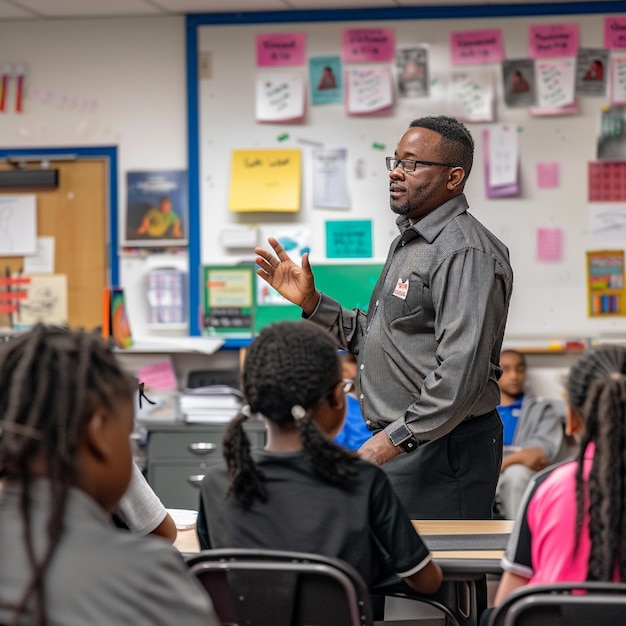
[{"left": 228, "top": 149, "right": 301, "bottom": 212}]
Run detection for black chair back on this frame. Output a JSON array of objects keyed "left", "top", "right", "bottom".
[
  {"left": 489, "top": 582, "right": 626, "bottom": 626},
  {"left": 186, "top": 548, "right": 374, "bottom": 626}
]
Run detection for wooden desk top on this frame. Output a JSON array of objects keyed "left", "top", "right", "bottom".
[{"left": 174, "top": 519, "right": 515, "bottom": 557}]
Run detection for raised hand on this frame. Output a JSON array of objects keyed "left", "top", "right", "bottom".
[{"left": 255, "top": 237, "right": 320, "bottom": 315}]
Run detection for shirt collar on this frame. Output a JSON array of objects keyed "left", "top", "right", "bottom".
[{"left": 396, "top": 193, "right": 469, "bottom": 244}]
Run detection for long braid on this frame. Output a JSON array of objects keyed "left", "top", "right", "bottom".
[
  {"left": 567, "top": 344, "right": 626, "bottom": 581},
  {"left": 0, "top": 324, "right": 135, "bottom": 625},
  {"left": 223, "top": 412, "right": 267, "bottom": 507},
  {"left": 225, "top": 321, "right": 357, "bottom": 507}
]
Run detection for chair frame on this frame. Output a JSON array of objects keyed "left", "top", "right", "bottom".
[
  {"left": 489, "top": 581, "right": 626, "bottom": 626},
  {"left": 186, "top": 548, "right": 375, "bottom": 626}
]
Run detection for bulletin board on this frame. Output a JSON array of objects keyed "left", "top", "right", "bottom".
[{"left": 189, "top": 5, "right": 626, "bottom": 343}]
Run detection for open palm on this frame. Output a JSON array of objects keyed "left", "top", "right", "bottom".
[{"left": 255, "top": 237, "right": 318, "bottom": 313}]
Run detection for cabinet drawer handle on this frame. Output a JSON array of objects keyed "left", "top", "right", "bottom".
[
  {"left": 188, "top": 475, "right": 205, "bottom": 486},
  {"left": 188, "top": 442, "right": 216, "bottom": 454}
]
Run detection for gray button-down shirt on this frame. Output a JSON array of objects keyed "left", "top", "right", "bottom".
[{"left": 309, "top": 194, "right": 513, "bottom": 443}]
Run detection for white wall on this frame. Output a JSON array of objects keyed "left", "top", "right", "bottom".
[{"left": 0, "top": 16, "right": 188, "bottom": 338}]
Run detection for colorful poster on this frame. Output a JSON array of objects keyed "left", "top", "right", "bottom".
[
  {"left": 535, "top": 58, "right": 576, "bottom": 109},
  {"left": 110, "top": 287, "right": 133, "bottom": 349},
  {"left": 449, "top": 29, "right": 504, "bottom": 66},
  {"left": 202, "top": 266, "right": 255, "bottom": 334},
  {"left": 255, "top": 32, "right": 306, "bottom": 67},
  {"left": 326, "top": 220, "right": 372, "bottom": 259},
  {"left": 586, "top": 250, "right": 626, "bottom": 317},
  {"left": 342, "top": 28, "right": 395, "bottom": 63},
  {"left": 125, "top": 171, "right": 187, "bottom": 247},
  {"left": 396, "top": 47, "right": 429, "bottom": 98},
  {"left": 309, "top": 55, "right": 343, "bottom": 105},
  {"left": 346, "top": 66, "right": 393, "bottom": 116},
  {"left": 604, "top": 16, "right": 626, "bottom": 50},
  {"left": 228, "top": 149, "right": 301, "bottom": 213},
  {"left": 502, "top": 59, "right": 536, "bottom": 108},
  {"left": 255, "top": 73, "right": 305, "bottom": 123},
  {"left": 528, "top": 23, "right": 579, "bottom": 58},
  {"left": 576, "top": 49, "right": 609, "bottom": 97}
]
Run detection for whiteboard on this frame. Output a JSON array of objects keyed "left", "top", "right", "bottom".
[{"left": 194, "top": 10, "right": 626, "bottom": 342}]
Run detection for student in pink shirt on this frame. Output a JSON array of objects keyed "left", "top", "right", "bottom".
[{"left": 491, "top": 344, "right": 626, "bottom": 612}]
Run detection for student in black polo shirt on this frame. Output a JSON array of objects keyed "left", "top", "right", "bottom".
[{"left": 196, "top": 320, "right": 442, "bottom": 595}]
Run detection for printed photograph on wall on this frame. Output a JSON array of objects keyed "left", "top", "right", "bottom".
[
  {"left": 396, "top": 47, "right": 429, "bottom": 98},
  {"left": 125, "top": 170, "right": 188, "bottom": 247},
  {"left": 502, "top": 59, "right": 536, "bottom": 108}
]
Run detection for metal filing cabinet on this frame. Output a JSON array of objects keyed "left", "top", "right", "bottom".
[{"left": 143, "top": 421, "right": 266, "bottom": 510}]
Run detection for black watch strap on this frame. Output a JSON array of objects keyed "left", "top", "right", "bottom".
[{"left": 385, "top": 420, "right": 419, "bottom": 453}]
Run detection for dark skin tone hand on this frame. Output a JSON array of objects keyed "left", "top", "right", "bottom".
[{"left": 255, "top": 236, "right": 404, "bottom": 467}]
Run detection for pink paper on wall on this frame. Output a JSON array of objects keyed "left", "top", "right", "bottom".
[
  {"left": 537, "top": 162, "right": 560, "bottom": 189},
  {"left": 138, "top": 359, "right": 178, "bottom": 391},
  {"left": 537, "top": 228, "right": 563, "bottom": 262},
  {"left": 604, "top": 16, "right": 626, "bottom": 50},
  {"left": 256, "top": 32, "right": 306, "bottom": 67},
  {"left": 449, "top": 29, "right": 504, "bottom": 66},
  {"left": 342, "top": 28, "right": 395, "bottom": 63},
  {"left": 528, "top": 23, "right": 579, "bottom": 58}
]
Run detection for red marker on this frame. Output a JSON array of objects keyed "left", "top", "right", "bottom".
[
  {"left": 15, "top": 65, "right": 25, "bottom": 113},
  {"left": 0, "top": 64, "right": 11, "bottom": 113}
]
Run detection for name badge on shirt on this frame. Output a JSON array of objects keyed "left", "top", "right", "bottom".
[{"left": 392, "top": 278, "right": 409, "bottom": 300}]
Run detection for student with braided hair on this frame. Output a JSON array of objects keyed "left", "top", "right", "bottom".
[
  {"left": 196, "top": 320, "right": 442, "bottom": 595},
  {"left": 490, "top": 344, "right": 626, "bottom": 612},
  {"left": 0, "top": 324, "right": 218, "bottom": 626}
]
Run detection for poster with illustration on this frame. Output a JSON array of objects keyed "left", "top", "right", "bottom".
[
  {"left": 125, "top": 170, "right": 188, "bottom": 247},
  {"left": 309, "top": 55, "right": 343, "bottom": 105},
  {"left": 576, "top": 48, "right": 609, "bottom": 97}
]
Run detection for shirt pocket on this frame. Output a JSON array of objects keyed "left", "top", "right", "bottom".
[{"left": 383, "top": 275, "right": 424, "bottom": 328}]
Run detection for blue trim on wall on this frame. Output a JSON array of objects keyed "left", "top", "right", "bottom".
[
  {"left": 187, "top": 2, "right": 624, "bottom": 26},
  {"left": 186, "top": 2, "right": 625, "bottom": 337},
  {"left": 0, "top": 145, "right": 119, "bottom": 285},
  {"left": 187, "top": 17, "right": 202, "bottom": 336}
]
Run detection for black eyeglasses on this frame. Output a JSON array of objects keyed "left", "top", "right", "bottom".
[{"left": 386, "top": 157, "right": 458, "bottom": 172}]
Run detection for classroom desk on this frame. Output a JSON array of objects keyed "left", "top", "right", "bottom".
[{"left": 175, "top": 519, "right": 514, "bottom": 626}]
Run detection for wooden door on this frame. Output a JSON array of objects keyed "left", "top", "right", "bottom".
[{"left": 0, "top": 159, "right": 107, "bottom": 331}]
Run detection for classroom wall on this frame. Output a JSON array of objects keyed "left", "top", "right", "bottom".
[
  {"left": 196, "top": 10, "right": 626, "bottom": 342},
  {"left": 0, "top": 16, "right": 188, "bottom": 338}
]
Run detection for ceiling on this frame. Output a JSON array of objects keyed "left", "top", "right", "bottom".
[{"left": 0, "top": 0, "right": 620, "bottom": 21}]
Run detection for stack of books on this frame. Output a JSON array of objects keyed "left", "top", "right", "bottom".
[{"left": 180, "top": 384, "right": 243, "bottom": 424}]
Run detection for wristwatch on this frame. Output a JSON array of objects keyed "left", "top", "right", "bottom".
[{"left": 385, "top": 419, "right": 419, "bottom": 453}]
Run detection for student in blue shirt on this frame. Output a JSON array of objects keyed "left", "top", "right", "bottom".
[
  {"left": 495, "top": 349, "right": 566, "bottom": 519},
  {"left": 333, "top": 351, "right": 372, "bottom": 451}
]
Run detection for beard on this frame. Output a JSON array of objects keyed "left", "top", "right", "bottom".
[{"left": 390, "top": 197, "right": 411, "bottom": 216}]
